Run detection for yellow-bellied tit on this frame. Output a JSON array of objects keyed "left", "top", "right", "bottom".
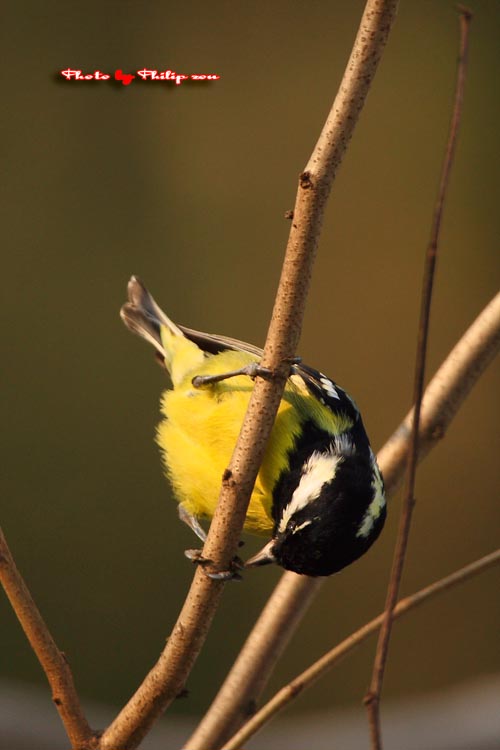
[{"left": 121, "top": 276, "right": 386, "bottom": 578}]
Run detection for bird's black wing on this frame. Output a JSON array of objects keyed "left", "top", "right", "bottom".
[{"left": 178, "top": 325, "right": 265, "bottom": 358}]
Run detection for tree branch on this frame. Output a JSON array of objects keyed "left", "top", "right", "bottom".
[
  {"left": 365, "top": 10, "right": 473, "bottom": 746},
  {"left": 101, "top": 2, "right": 398, "bottom": 748},
  {"left": 377, "top": 290, "right": 500, "bottom": 494},
  {"left": 0, "top": 527, "right": 95, "bottom": 749},
  {"left": 185, "top": 288, "right": 500, "bottom": 750},
  {"left": 220, "top": 549, "right": 500, "bottom": 750}
]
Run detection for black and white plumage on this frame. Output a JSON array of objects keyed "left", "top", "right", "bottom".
[{"left": 246, "top": 365, "right": 386, "bottom": 576}]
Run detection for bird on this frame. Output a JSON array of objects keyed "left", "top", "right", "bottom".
[{"left": 120, "top": 276, "right": 386, "bottom": 578}]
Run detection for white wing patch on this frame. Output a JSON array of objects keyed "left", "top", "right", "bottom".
[
  {"left": 320, "top": 374, "right": 340, "bottom": 400},
  {"left": 279, "top": 450, "right": 342, "bottom": 533},
  {"left": 356, "top": 452, "right": 386, "bottom": 538}
]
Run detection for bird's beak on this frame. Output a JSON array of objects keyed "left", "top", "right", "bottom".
[{"left": 245, "top": 540, "right": 276, "bottom": 568}]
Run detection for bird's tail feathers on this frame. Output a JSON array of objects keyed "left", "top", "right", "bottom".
[
  {"left": 121, "top": 276, "right": 207, "bottom": 385},
  {"left": 120, "top": 275, "right": 183, "bottom": 361}
]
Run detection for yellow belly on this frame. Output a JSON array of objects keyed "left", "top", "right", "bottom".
[{"left": 156, "top": 356, "right": 302, "bottom": 535}]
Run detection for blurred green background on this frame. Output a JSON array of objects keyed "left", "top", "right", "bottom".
[{"left": 1, "top": 0, "right": 499, "bottom": 741}]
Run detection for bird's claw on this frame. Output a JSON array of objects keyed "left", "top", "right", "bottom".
[
  {"left": 206, "top": 567, "right": 243, "bottom": 582},
  {"left": 184, "top": 549, "right": 244, "bottom": 581},
  {"left": 184, "top": 548, "right": 212, "bottom": 565}
]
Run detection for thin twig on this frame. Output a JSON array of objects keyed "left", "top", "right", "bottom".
[
  {"left": 364, "top": 9, "right": 473, "bottom": 748},
  {"left": 0, "top": 527, "right": 95, "bottom": 750},
  {"left": 101, "top": 2, "right": 398, "bottom": 748},
  {"left": 181, "top": 3, "right": 399, "bottom": 748},
  {"left": 220, "top": 549, "right": 500, "bottom": 750},
  {"left": 186, "top": 288, "right": 500, "bottom": 749}
]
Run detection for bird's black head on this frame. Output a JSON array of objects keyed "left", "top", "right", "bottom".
[{"left": 247, "top": 448, "right": 386, "bottom": 577}]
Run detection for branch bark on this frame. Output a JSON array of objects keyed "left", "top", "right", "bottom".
[
  {"left": 220, "top": 548, "right": 500, "bottom": 750},
  {"left": 185, "top": 289, "right": 500, "bottom": 750},
  {"left": 101, "top": 2, "right": 398, "bottom": 748},
  {"left": 0, "top": 527, "right": 95, "bottom": 749}
]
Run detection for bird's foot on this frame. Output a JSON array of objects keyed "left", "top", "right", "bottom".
[
  {"left": 191, "top": 357, "right": 302, "bottom": 388},
  {"left": 191, "top": 361, "right": 273, "bottom": 388},
  {"left": 184, "top": 549, "right": 244, "bottom": 581}
]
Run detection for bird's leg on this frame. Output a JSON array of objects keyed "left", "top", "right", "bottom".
[
  {"left": 179, "top": 506, "right": 243, "bottom": 581},
  {"left": 191, "top": 357, "right": 302, "bottom": 388},
  {"left": 178, "top": 504, "right": 207, "bottom": 542},
  {"left": 192, "top": 361, "right": 272, "bottom": 388},
  {"left": 179, "top": 505, "right": 212, "bottom": 566}
]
